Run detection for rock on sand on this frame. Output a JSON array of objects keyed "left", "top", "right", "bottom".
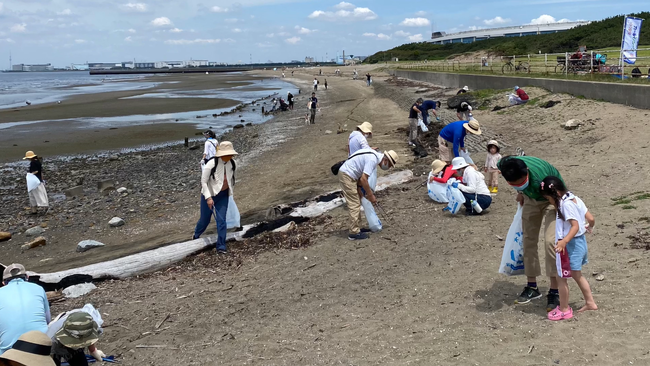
[
  {"left": 0, "top": 232, "right": 11, "bottom": 242},
  {"left": 109, "top": 217, "right": 125, "bottom": 227},
  {"left": 63, "top": 283, "right": 97, "bottom": 298},
  {"left": 77, "top": 240, "right": 105, "bottom": 252},
  {"left": 117, "top": 187, "right": 128, "bottom": 194},
  {"left": 25, "top": 226, "right": 45, "bottom": 237},
  {"left": 21, "top": 236, "right": 46, "bottom": 251}
]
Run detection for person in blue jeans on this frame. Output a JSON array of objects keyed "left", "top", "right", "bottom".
[{"left": 193, "top": 141, "right": 238, "bottom": 254}]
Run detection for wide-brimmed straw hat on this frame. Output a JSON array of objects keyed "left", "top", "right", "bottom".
[
  {"left": 23, "top": 151, "right": 37, "bottom": 160},
  {"left": 215, "top": 141, "right": 238, "bottom": 158},
  {"left": 0, "top": 331, "right": 56, "bottom": 366},
  {"left": 384, "top": 150, "right": 398, "bottom": 167},
  {"left": 55, "top": 312, "right": 99, "bottom": 349},
  {"left": 487, "top": 140, "right": 500, "bottom": 152},
  {"left": 431, "top": 160, "right": 446, "bottom": 175},
  {"left": 3, "top": 263, "right": 26, "bottom": 281},
  {"left": 357, "top": 122, "right": 373, "bottom": 135},
  {"left": 451, "top": 157, "right": 469, "bottom": 171},
  {"left": 463, "top": 119, "right": 482, "bottom": 135}
]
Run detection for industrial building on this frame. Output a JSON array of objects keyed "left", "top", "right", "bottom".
[
  {"left": 429, "top": 21, "right": 591, "bottom": 44},
  {"left": 11, "top": 63, "right": 54, "bottom": 72}
]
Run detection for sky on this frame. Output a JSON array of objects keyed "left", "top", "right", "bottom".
[{"left": 0, "top": 0, "right": 647, "bottom": 67}]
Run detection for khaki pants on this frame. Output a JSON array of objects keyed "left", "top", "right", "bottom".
[
  {"left": 522, "top": 195, "right": 557, "bottom": 278},
  {"left": 437, "top": 136, "right": 453, "bottom": 162},
  {"left": 408, "top": 118, "right": 418, "bottom": 143},
  {"left": 339, "top": 173, "right": 362, "bottom": 235},
  {"left": 486, "top": 168, "right": 499, "bottom": 187}
]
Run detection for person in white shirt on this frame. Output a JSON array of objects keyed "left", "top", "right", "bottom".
[
  {"left": 450, "top": 157, "right": 492, "bottom": 215},
  {"left": 339, "top": 149, "right": 398, "bottom": 240},
  {"left": 313, "top": 78, "right": 318, "bottom": 91},
  {"left": 347, "top": 122, "right": 373, "bottom": 155},
  {"left": 193, "top": 141, "right": 238, "bottom": 254},
  {"left": 201, "top": 130, "right": 218, "bottom": 166}
]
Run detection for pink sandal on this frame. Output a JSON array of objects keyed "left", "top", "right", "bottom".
[{"left": 548, "top": 306, "right": 573, "bottom": 321}]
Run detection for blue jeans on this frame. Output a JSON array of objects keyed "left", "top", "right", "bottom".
[
  {"left": 193, "top": 189, "right": 229, "bottom": 251},
  {"left": 462, "top": 192, "right": 492, "bottom": 215}
]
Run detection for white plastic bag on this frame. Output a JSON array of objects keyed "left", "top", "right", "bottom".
[
  {"left": 443, "top": 179, "right": 466, "bottom": 215},
  {"left": 498, "top": 205, "right": 525, "bottom": 275},
  {"left": 418, "top": 119, "right": 429, "bottom": 132},
  {"left": 360, "top": 197, "right": 382, "bottom": 232},
  {"left": 427, "top": 172, "right": 448, "bottom": 203},
  {"left": 26, "top": 173, "right": 41, "bottom": 192},
  {"left": 368, "top": 169, "right": 378, "bottom": 191},
  {"left": 459, "top": 150, "right": 474, "bottom": 165},
  {"left": 226, "top": 196, "right": 241, "bottom": 229}
]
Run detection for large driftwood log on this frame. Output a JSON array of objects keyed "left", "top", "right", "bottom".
[{"left": 33, "top": 170, "right": 413, "bottom": 285}]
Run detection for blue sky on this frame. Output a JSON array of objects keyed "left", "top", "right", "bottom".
[{"left": 0, "top": 0, "right": 647, "bottom": 67}]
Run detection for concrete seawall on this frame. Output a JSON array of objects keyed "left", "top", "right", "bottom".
[{"left": 390, "top": 70, "right": 650, "bottom": 110}]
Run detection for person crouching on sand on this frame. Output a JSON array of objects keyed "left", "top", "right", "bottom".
[
  {"left": 23, "top": 151, "right": 49, "bottom": 215},
  {"left": 193, "top": 142, "right": 238, "bottom": 254}
]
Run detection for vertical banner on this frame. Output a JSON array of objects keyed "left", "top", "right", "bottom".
[{"left": 622, "top": 16, "right": 643, "bottom": 64}]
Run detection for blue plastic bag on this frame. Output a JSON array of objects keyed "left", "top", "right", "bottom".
[
  {"left": 498, "top": 205, "right": 525, "bottom": 275},
  {"left": 360, "top": 197, "right": 382, "bottom": 232},
  {"left": 226, "top": 196, "right": 241, "bottom": 229}
]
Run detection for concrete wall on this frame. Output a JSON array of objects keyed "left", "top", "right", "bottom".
[{"left": 391, "top": 70, "right": 650, "bottom": 110}]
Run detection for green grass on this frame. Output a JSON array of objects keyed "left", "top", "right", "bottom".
[
  {"left": 635, "top": 193, "right": 650, "bottom": 200},
  {"left": 613, "top": 198, "right": 632, "bottom": 205},
  {"left": 622, "top": 205, "right": 637, "bottom": 210}
]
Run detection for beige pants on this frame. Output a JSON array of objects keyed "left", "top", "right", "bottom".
[
  {"left": 29, "top": 183, "right": 49, "bottom": 208},
  {"left": 408, "top": 118, "right": 418, "bottom": 143},
  {"left": 339, "top": 173, "right": 362, "bottom": 235},
  {"left": 486, "top": 168, "right": 499, "bottom": 187},
  {"left": 522, "top": 195, "right": 557, "bottom": 278},
  {"left": 438, "top": 136, "right": 453, "bottom": 162}
]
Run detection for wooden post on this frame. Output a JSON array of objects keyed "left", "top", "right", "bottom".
[
  {"left": 545, "top": 54, "right": 547, "bottom": 74},
  {"left": 262, "top": 106, "right": 265, "bottom": 114},
  {"left": 184, "top": 137, "right": 189, "bottom": 147},
  {"left": 565, "top": 52, "right": 568, "bottom": 76}
]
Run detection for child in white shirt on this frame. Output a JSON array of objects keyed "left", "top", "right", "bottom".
[{"left": 484, "top": 140, "right": 502, "bottom": 193}]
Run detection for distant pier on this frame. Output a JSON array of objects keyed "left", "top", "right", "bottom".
[{"left": 89, "top": 67, "right": 251, "bottom": 75}]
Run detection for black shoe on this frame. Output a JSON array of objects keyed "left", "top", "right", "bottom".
[
  {"left": 348, "top": 232, "right": 369, "bottom": 241},
  {"left": 216, "top": 248, "right": 228, "bottom": 255},
  {"left": 514, "top": 286, "right": 542, "bottom": 304},
  {"left": 360, "top": 228, "right": 372, "bottom": 233},
  {"left": 546, "top": 292, "right": 560, "bottom": 312}
]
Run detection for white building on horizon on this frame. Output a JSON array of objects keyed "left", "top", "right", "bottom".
[{"left": 429, "top": 21, "right": 591, "bottom": 45}]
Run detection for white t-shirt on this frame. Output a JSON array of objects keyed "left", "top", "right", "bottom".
[
  {"left": 339, "top": 149, "right": 383, "bottom": 181},
  {"left": 348, "top": 131, "right": 370, "bottom": 155},
  {"left": 313, "top": 80, "right": 318, "bottom": 86},
  {"left": 555, "top": 192, "right": 588, "bottom": 241},
  {"left": 204, "top": 139, "right": 218, "bottom": 160}
]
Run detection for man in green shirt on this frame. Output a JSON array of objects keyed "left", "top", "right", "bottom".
[{"left": 498, "top": 156, "right": 564, "bottom": 312}]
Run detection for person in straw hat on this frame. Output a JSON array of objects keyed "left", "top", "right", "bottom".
[
  {"left": 338, "top": 149, "right": 399, "bottom": 240},
  {"left": 23, "top": 151, "right": 49, "bottom": 215},
  {"left": 428, "top": 159, "right": 457, "bottom": 184},
  {"left": 347, "top": 122, "right": 374, "bottom": 155},
  {"left": 0, "top": 264, "right": 51, "bottom": 356},
  {"left": 193, "top": 141, "right": 238, "bottom": 254},
  {"left": 50, "top": 312, "right": 105, "bottom": 366},
  {"left": 437, "top": 119, "right": 482, "bottom": 164},
  {"left": 484, "top": 140, "right": 502, "bottom": 193},
  {"left": 0, "top": 331, "right": 55, "bottom": 366}
]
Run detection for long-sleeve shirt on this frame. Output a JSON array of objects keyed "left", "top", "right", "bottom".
[
  {"left": 348, "top": 131, "right": 370, "bottom": 155},
  {"left": 485, "top": 153, "right": 502, "bottom": 170},
  {"left": 201, "top": 158, "right": 235, "bottom": 199},
  {"left": 439, "top": 121, "right": 468, "bottom": 158},
  {"left": 458, "top": 166, "right": 491, "bottom": 196},
  {"left": 0, "top": 279, "right": 51, "bottom": 355},
  {"left": 432, "top": 165, "right": 457, "bottom": 183},
  {"left": 516, "top": 88, "right": 529, "bottom": 101}
]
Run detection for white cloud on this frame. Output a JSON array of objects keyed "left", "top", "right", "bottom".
[
  {"left": 125, "top": 36, "right": 133, "bottom": 42},
  {"left": 210, "top": 6, "right": 230, "bottom": 13},
  {"left": 169, "top": 28, "right": 183, "bottom": 33},
  {"left": 266, "top": 33, "right": 275, "bottom": 38},
  {"left": 483, "top": 16, "right": 510, "bottom": 26},
  {"left": 362, "top": 32, "right": 376, "bottom": 37},
  {"left": 225, "top": 18, "right": 238, "bottom": 23},
  {"left": 257, "top": 42, "right": 274, "bottom": 48},
  {"left": 394, "top": 30, "right": 410, "bottom": 37},
  {"left": 415, "top": 11, "right": 427, "bottom": 17},
  {"left": 57, "top": 9, "right": 72, "bottom": 15},
  {"left": 232, "top": 28, "right": 242, "bottom": 33},
  {"left": 120, "top": 3, "right": 148, "bottom": 12},
  {"left": 308, "top": 7, "right": 377, "bottom": 21},
  {"left": 295, "top": 26, "right": 314, "bottom": 34},
  {"left": 10, "top": 24, "right": 27, "bottom": 33},
  {"left": 334, "top": 1, "right": 355, "bottom": 9},
  {"left": 530, "top": 15, "right": 571, "bottom": 24},
  {"left": 377, "top": 33, "right": 390, "bottom": 40},
  {"left": 408, "top": 34, "right": 423, "bottom": 42},
  {"left": 400, "top": 17, "right": 430, "bottom": 27},
  {"left": 165, "top": 38, "right": 220, "bottom": 45},
  {"left": 151, "top": 17, "right": 172, "bottom": 27},
  {"left": 128, "top": 28, "right": 136, "bottom": 33},
  {"left": 277, "top": 31, "right": 290, "bottom": 36},
  {"left": 75, "top": 39, "right": 86, "bottom": 44},
  {"left": 285, "top": 36, "right": 301, "bottom": 44},
  {"left": 1, "top": 38, "right": 15, "bottom": 43}
]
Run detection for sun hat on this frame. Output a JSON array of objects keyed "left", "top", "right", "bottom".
[
  {"left": 514, "top": 86, "right": 520, "bottom": 91},
  {"left": 23, "top": 151, "right": 37, "bottom": 160},
  {"left": 384, "top": 150, "right": 399, "bottom": 167},
  {"left": 487, "top": 140, "right": 500, "bottom": 152},
  {"left": 215, "top": 141, "right": 238, "bottom": 158},
  {"left": 0, "top": 331, "right": 56, "bottom": 366},
  {"left": 463, "top": 119, "right": 482, "bottom": 135},
  {"left": 431, "top": 160, "right": 446, "bottom": 175},
  {"left": 55, "top": 312, "right": 99, "bottom": 349},
  {"left": 451, "top": 157, "right": 469, "bottom": 171},
  {"left": 463, "top": 86, "right": 469, "bottom": 91},
  {"left": 357, "top": 122, "right": 373, "bottom": 135},
  {"left": 3, "top": 263, "right": 26, "bottom": 281}
]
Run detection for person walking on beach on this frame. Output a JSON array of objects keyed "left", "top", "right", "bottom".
[
  {"left": 313, "top": 78, "right": 318, "bottom": 91},
  {"left": 366, "top": 73, "right": 372, "bottom": 86},
  {"left": 23, "top": 151, "right": 49, "bottom": 214},
  {"left": 339, "top": 150, "right": 398, "bottom": 240},
  {"left": 193, "top": 141, "right": 238, "bottom": 254},
  {"left": 201, "top": 130, "right": 218, "bottom": 166},
  {"left": 287, "top": 92, "right": 294, "bottom": 110},
  {"left": 324, "top": 79, "right": 328, "bottom": 90},
  {"left": 308, "top": 92, "right": 319, "bottom": 124},
  {"left": 408, "top": 98, "right": 424, "bottom": 147},
  {"left": 498, "top": 156, "right": 563, "bottom": 311},
  {"left": 437, "top": 119, "right": 482, "bottom": 163}
]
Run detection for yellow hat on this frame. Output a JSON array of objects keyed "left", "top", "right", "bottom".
[
  {"left": 215, "top": 141, "right": 238, "bottom": 158},
  {"left": 23, "top": 151, "right": 37, "bottom": 160},
  {"left": 431, "top": 160, "right": 446, "bottom": 175},
  {"left": 357, "top": 122, "right": 373, "bottom": 134}
]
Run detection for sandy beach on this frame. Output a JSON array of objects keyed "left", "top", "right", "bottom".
[{"left": 3, "top": 66, "right": 650, "bottom": 364}]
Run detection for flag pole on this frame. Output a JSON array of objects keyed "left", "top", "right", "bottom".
[{"left": 620, "top": 15, "right": 627, "bottom": 79}]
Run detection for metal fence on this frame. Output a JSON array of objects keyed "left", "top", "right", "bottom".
[{"left": 393, "top": 48, "right": 650, "bottom": 80}]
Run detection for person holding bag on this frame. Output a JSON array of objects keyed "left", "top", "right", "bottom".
[{"left": 193, "top": 141, "right": 238, "bottom": 254}]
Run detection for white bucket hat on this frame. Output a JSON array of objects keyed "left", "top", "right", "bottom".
[
  {"left": 215, "top": 141, "right": 238, "bottom": 157},
  {"left": 451, "top": 157, "right": 469, "bottom": 170}
]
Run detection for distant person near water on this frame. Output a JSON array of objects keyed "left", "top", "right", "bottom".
[
  {"left": 366, "top": 73, "right": 372, "bottom": 86},
  {"left": 324, "top": 79, "right": 328, "bottom": 90},
  {"left": 287, "top": 92, "right": 294, "bottom": 110},
  {"left": 313, "top": 78, "right": 318, "bottom": 91},
  {"left": 202, "top": 130, "right": 218, "bottom": 167},
  {"left": 24, "top": 151, "right": 49, "bottom": 215},
  {"left": 308, "top": 92, "right": 319, "bottom": 124}
]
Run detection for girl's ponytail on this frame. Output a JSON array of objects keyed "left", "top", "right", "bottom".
[{"left": 540, "top": 176, "right": 568, "bottom": 220}]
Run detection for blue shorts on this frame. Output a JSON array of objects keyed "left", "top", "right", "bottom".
[{"left": 566, "top": 234, "right": 589, "bottom": 271}]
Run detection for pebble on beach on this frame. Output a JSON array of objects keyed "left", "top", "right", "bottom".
[
  {"left": 21, "top": 236, "right": 47, "bottom": 251},
  {"left": 0, "top": 232, "right": 12, "bottom": 242},
  {"left": 77, "top": 240, "right": 106, "bottom": 253},
  {"left": 117, "top": 187, "right": 128, "bottom": 194},
  {"left": 109, "top": 217, "right": 125, "bottom": 227},
  {"left": 63, "top": 283, "right": 97, "bottom": 299},
  {"left": 25, "top": 226, "right": 45, "bottom": 237}
]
